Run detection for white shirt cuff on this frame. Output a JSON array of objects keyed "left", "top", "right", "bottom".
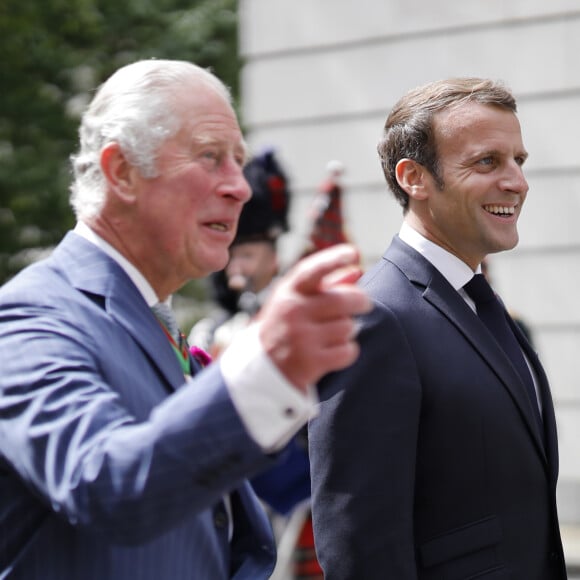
[{"left": 220, "top": 323, "right": 318, "bottom": 453}]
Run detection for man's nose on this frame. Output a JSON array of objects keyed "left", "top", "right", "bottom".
[
  {"left": 501, "top": 162, "right": 528, "bottom": 195},
  {"left": 219, "top": 160, "right": 252, "bottom": 202}
]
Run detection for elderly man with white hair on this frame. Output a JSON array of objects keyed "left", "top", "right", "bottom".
[{"left": 0, "top": 59, "right": 370, "bottom": 580}]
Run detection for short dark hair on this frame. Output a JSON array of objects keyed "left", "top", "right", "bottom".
[{"left": 377, "top": 77, "right": 517, "bottom": 211}]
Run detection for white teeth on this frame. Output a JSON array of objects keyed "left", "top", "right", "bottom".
[
  {"left": 209, "top": 223, "right": 227, "bottom": 232},
  {"left": 484, "top": 205, "right": 514, "bottom": 215}
]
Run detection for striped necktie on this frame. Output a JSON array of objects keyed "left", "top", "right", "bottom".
[
  {"left": 151, "top": 302, "right": 190, "bottom": 375},
  {"left": 151, "top": 302, "right": 180, "bottom": 343}
]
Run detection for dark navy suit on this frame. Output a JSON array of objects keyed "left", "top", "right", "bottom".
[
  {"left": 309, "top": 236, "right": 566, "bottom": 579},
  {"left": 0, "top": 232, "right": 277, "bottom": 579}
]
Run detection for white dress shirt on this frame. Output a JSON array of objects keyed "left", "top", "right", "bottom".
[
  {"left": 399, "top": 221, "right": 479, "bottom": 309},
  {"left": 399, "top": 221, "right": 541, "bottom": 411},
  {"left": 75, "top": 222, "right": 317, "bottom": 453}
]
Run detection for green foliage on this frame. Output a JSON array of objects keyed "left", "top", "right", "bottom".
[{"left": 0, "top": 0, "right": 240, "bottom": 284}]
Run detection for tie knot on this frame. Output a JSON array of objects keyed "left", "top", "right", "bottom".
[
  {"left": 151, "top": 302, "right": 180, "bottom": 343},
  {"left": 463, "top": 274, "right": 496, "bottom": 305}
]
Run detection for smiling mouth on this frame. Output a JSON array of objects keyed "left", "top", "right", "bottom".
[
  {"left": 483, "top": 205, "right": 515, "bottom": 217},
  {"left": 208, "top": 223, "right": 229, "bottom": 232}
]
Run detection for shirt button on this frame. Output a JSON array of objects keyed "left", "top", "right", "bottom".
[
  {"left": 214, "top": 510, "right": 228, "bottom": 529},
  {"left": 284, "top": 407, "right": 295, "bottom": 418}
]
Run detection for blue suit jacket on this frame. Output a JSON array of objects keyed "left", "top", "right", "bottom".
[
  {"left": 309, "top": 236, "right": 567, "bottom": 579},
  {"left": 0, "top": 232, "right": 277, "bottom": 579}
]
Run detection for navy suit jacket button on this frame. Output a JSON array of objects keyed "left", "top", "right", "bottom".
[{"left": 214, "top": 509, "right": 228, "bottom": 529}]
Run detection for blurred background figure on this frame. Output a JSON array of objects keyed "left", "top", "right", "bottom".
[
  {"left": 188, "top": 148, "right": 290, "bottom": 357},
  {"left": 302, "top": 160, "right": 349, "bottom": 258}
]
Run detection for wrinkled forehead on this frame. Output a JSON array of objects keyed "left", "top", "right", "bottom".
[{"left": 433, "top": 101, "right": 520, "bottom": 141}]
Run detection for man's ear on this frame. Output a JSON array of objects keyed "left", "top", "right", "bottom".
[
  {"left": 395, "top": 158, "right": 428, "bottom": 201},
  {"left": 100, "top": 143, "right": 138, "bottom": 203}
]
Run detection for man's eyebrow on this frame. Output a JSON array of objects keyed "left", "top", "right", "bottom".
[
  {"left": 467, "top": 147, "right": 528, "bottom": 161},
  {"left": 191, "top": 135, "right": 249, "bottom": 161},
  {"left": 191, "top": 135, "right": 217, "bottom": 147}
]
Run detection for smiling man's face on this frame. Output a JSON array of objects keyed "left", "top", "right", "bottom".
[{"left": 415, "top": 101, "right": 529, "bottom": 269}]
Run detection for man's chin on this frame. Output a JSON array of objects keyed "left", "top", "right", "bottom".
[
  {"left": 208, "top": 252, "right": 231, "bottom": 274},
  {"left": 501, "top": 233, "right": 519, "bottom": 252}
]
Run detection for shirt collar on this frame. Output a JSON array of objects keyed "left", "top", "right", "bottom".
[
  {"left": 399, "top": 221, "right": 480, "bottom": 291},
  {"left": 74, "top": 221, "right": 161, "bottom": 307}
]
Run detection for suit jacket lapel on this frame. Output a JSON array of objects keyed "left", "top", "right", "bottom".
[
  {"left": 108, "top": 278, "right": 187, "bottom": 390},
  {"left": 513, "top": 321, "right": 559, "bottom": 481},
  {"left": 385, "top": 236, "right": 547, "bottom": 462},
  {"left": 54, "top": 232, "right": 186, "bottom": 392}
]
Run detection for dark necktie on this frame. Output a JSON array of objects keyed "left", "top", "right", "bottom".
[{"left": 464, "top": 274, "right": 542, "bottom": 428}]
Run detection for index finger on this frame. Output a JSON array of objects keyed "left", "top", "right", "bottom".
[{"left": 292, "top": 245, "right": 361, "bottom": 295}]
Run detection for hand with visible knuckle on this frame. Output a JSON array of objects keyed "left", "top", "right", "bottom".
[{"left": 258, "top": 244, "right": 371, "bottom": 389}]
